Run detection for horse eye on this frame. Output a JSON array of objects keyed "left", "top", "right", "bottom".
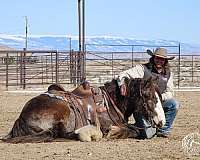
[{"left": 153, "top": 95, "right": 158, "bottom": 103}]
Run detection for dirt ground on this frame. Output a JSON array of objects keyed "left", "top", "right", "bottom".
[{"left": 0, "top": 90, "right": 199, "bottom": 160}]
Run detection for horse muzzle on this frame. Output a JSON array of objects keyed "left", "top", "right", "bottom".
[{"left": 153, "top": 119, "right": 165, "bottom": 128}]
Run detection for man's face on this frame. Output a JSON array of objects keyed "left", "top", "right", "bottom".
[{"left": 153, "top": 56, "right": 166, "bottom": 68}]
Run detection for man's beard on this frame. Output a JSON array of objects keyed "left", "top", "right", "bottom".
[{"left": 155, "top": 64, "right": 163, "bottom": 73}]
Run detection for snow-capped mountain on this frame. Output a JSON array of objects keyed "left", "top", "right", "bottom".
[{"left": 0, "top": 34, "right": 200, "bottom": 54}]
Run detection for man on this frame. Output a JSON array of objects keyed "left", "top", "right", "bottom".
[{"left": 117, "top": 48, "right": 179, "bottom": 138}]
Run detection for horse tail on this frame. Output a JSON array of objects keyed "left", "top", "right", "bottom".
[
  {"left": 106, "top": 125, "right": 140, "bottom": 139},
  {"left": 0, "top": 117, "right": 55, "bottom": 143},
  {"left": 1, "top": 130, "right": 55, "bottom": 143},
  {"left": 1, "top": 119, "right": 79, "bottom": 143},
  {"left": 1, "top": 130, "right": 80, "bottom": 144},
  {"left": 3, "top": 117, "right": 30, "bottom": 139}
]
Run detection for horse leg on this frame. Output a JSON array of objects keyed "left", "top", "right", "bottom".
[{"left": 106, "top": 125, "right": 139, "bottom": 139}]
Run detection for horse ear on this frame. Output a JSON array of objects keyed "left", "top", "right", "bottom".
[{"left": 123, "top": 77, "right": 129, "bottom": 86}]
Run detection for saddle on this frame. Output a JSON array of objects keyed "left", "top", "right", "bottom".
[
  {"left": 47, "top": 82, "right": 94, "bottom": 99},
  {"left": 47, "top": 83, "right": 101, "bottom": 128}
]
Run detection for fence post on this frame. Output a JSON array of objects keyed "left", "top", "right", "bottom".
[
  {"left": 22, "top": 48, "right": 26, "bottom": 89},
  {"left": 77, "top": 51, "right": 81, "bottom": 85},
  {"left": 41, "top": 56, "right": 44, "bottom": 85},
  {"left": 16, "top": 52, "right": 19, "bottom": 86},
  {"left": 20, "top": 52, "right": 23, "bottom": 88},
  {"left": 112, "top": 52, "right": 113, "bottom": 78},
  {"left": 70, "top": 50, "right": 76, "bottom": 86},
  {"left": 192, "top": 55, "right": 194, "bottom": 82},
  {"left": 6, "top": 53, "right": 8, "bottom": 90},
  {"left": 132, "top": 45, "right": 134, "bottom": 67},
  {"left": 51, "top": 52, "right": 54, "bottom": 83},
  {"left": 55, "top": 51, "right": 59, "bottom": 84},
  {"left": 178, "top": 43, "right": 181, "bottom": 89}
]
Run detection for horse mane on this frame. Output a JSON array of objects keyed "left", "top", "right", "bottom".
[
  {"left": 102, "top": 79, "right": 121, "bottom": 102},
  {"left": 97, "top": 79, "right": 141, "bottom": 138}
]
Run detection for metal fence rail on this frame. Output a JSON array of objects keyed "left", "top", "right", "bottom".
[
  {"left": 85, "top": 51, "right": 200, "bottom": 87},
  {"left": 0, "top": 50, "right": 71, "bottom": 89},
  {"left": 0, "top": 49, "right": 200, "bottom": 90}
]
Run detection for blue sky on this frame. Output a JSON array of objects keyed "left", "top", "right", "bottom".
[{"left": 0, "top": 0, "right": 200, "bottom": 44}]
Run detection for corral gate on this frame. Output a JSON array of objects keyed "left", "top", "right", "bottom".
[{"left": 0, "top": 50, "right": 85, "bottom": 89}]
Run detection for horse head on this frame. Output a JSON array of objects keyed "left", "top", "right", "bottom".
[{"left": 124, "top": 77, "right": 165, "bottom": 128}]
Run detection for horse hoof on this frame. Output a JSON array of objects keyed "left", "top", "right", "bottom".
[{"left": 75, "top": 125, "right": 103, "bottom": 142}]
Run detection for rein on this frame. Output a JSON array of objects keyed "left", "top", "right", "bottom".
[
  {"left": 102, "top": 88, "right": 126, "bottom": 126},
  {"left": 102, "top": 87, "right": 146, "bottom": 131}
]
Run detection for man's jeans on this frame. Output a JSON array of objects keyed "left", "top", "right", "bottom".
[
  {"left": 157, "top": 98, "right": 179, "bottom": 134},
  {"left": 133, "top": 98, "right": 179, "bottom": 139}
]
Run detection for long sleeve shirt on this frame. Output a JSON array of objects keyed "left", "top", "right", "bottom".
[{"left": 117, "top": 64, "right": 174, "bottom": 101}]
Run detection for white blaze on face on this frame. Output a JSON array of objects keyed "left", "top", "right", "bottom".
[
  {"left": 153, "top": 92, "right": 166, "bottom": 127},
  {"left": 87, "top": 104, "right": 93, "bottom": 121}
]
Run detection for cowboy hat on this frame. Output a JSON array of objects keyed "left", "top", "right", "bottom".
[{"left": 146, "top": 48, "right": 175, "bottom": 60}]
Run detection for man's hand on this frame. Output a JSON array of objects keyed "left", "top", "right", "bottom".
[{"left": 120, "top": 84, "right": 127, "bottom": 96}]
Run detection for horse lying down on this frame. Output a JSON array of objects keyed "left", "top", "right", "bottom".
[{"left": 1, "top": 78, "right": 165, "bottom": 143}]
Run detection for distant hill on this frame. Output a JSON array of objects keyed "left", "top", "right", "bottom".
[
  {"left": 0, "top": 44, "right": 13, "bottom": 50},
  {"left": 0, "top": 34, "right": 200, "bottom": 54}
]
